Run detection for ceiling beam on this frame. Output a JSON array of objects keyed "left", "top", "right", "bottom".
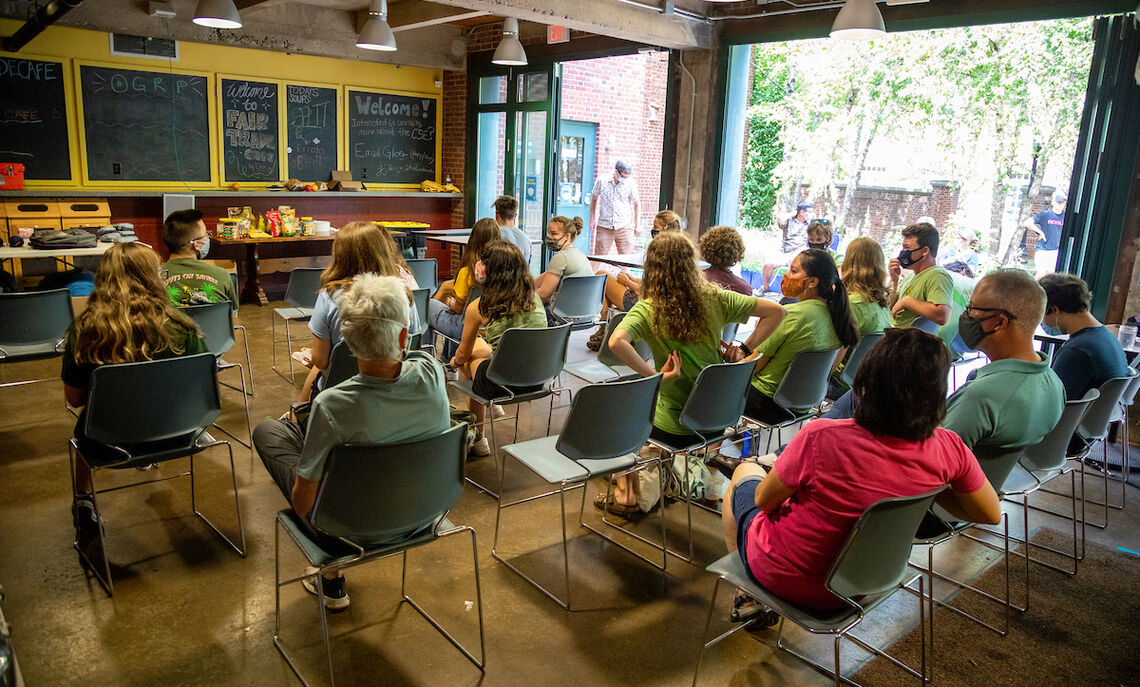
[
  {"left": 423, "top": 0, "right": 711, "bottom": 50},
  {"left": 387, "top": 2, "right": 489, "bottom": 31}
]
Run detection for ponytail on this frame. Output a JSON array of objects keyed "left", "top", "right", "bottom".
[{"left": 801, "top": 248, "right": 859, "bottom": 348}]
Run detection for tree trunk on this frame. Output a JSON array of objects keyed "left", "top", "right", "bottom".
[{"left": 835, "top": 106, "right": 883, "bottom": 233}]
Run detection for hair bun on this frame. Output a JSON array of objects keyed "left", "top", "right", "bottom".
[{"left": 573, "top": 217, "right": 583, "bottom": 230}]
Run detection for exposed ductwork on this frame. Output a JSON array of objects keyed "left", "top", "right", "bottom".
[{"left": 2, "top": 0, "right": 86, "bottom": 53}]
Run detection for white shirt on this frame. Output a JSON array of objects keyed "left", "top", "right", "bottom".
[{"left": 592, "top": 176, "right": 639, "bottom": 230}]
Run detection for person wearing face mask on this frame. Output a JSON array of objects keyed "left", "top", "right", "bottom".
[
  {"left": 805, "top": 219, "right": 843, "bottom": 267},
  {"left": 535, "top": 215, "right": 594, "bottom": 311},
  {"left": 737, "top": 249, "right": 860, "bottom": 424},
  {"left": 160, "top": 209, "right": 238, "bottom": 310},
  {"left": 590, "top": 160, "right": 641, "bottom": 257},
  {"left": 1038, "top": 273, "right": 1129, "bottom": 400},
  {"left": 888, "top": 222, "right": 954, "bottom": 330}
]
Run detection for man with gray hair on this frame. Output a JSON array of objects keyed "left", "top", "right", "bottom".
[
  {"left": 253, "top": 273, "right": 450, "bottom": 611},
  {"left": 590, "top": 159, "right": 641, "bottom": 258},
  {"left": 822, "top": 269, "right": 1063, "bottom": 452}
]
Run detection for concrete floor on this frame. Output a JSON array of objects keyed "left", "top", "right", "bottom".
[{"left": 2, "top": 301, "right": 1138, "bottom": 686}]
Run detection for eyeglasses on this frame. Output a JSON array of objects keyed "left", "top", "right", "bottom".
[
  {"left": 810, "top": 219, "right": 831, "bottom": 225},
  {"left": 965, "top": 304, "right": 1017, "bottom": 320}
]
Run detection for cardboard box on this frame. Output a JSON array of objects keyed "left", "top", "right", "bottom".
[{"left": 328, "top": 170, "right": 364, "bottom": 192}]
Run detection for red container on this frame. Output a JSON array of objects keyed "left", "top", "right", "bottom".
[{"left": 0, "top": 163, "right": 25, "bottom": 190}]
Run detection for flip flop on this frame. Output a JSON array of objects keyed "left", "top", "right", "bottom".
[{"left": 592, "top": 492, "right": 640, "bottom": 516}]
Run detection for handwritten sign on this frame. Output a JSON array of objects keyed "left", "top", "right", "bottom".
[
  {"left": 80, "top": 65, "right": 210, "bottom": 182},
  {"left": 0, "top": 57, "right": 70, "bottom": 180},
  {"left": 221, "top": 78, "right": 279, "bottom": 182},
  {"left": 286, "top": 84, "right": 337, "bottom": 182},
  {"left": 347, "top": 89, "right": 437, "bottom": 185}
]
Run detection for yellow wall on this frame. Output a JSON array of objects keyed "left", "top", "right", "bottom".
[{"left": 0, "top": 20, "right": 443, "bottom": 190}]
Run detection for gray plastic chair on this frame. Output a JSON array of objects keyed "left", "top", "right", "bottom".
[
  {"left": 549, "top": 274, "right": 607, "bottom": 329},
  {"left": 693, "top": 488, "right": 945, "bottom": 687},
  {"left": 839, "top": 331, "right": 884, "bottom": 388},
  {"left": 322, "top": 341, "right": 358, "bottom": 392},
  {"left": 272, "top": 267, "right": 323, "bottom": 383},
  {"left": 912, "top": 316, "right": 941, "bottom": 334},
  {"left": 406, "top": 258, "right": 438, "bottom": 290},
  {"left": 1066, "top": 371, "right": 1137, "bottom": 528},
  {"left": 1102, "top": 369, "right": 1140, "bottom": 510},
  {"left": 745, "top": 348, "right": 840, "bottom": 452},
  {"left": 274, "top": 425, "right": 484, "bottom": 685},
  {"left": 0, "top": 288, "right": 73, "bottom": 389},
  {"left": 910, "top": 445, "right": 1025, "bottom": 651},
  {"left": 70, "top": 353, "right": 245, "bottom": 595},
  {"left": 493, "top": 374, "right": 660, "bottom": 609},
  {"left": 563, "top": 311, "right": 652, "bottom": 384},
  {"left": 997, "top": 390, "right": 1098, "bottom": 582},
  {"left": 450, "top": 323, "right": 572, "bottom": 497},
  {"left": 411, "top": 287, "right": 433, "bottom": 354},
  {"left": 182, "top": 302, "right": 253, "bottom": 448}
]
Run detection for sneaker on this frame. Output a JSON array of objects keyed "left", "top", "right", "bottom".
[
  {"left": 72, "top": 495, "right": 104, "bottom": 548},
  {"left": 302, "top": 566, "right": 350, "bottom": 611},
  {"left": 468, "top": 435, "right": 491, "bottom": 457},
  {"left": 491, "top": 404, "right": 506, "bottom": 419}
]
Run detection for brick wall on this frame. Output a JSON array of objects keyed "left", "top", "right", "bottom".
[
  {"left": 796, "top": 181, "right": 961, "bottom": 244},
  {"left": 439, "top": 23, "right": 668, "bottom": 233}
]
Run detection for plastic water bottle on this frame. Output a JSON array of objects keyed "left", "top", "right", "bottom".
[
  {"left": 741, "top": 430, "right": 753, "bottom": 458},
  {"left": 1119, "top": 325, "right": 1137, "bottom": 351}
]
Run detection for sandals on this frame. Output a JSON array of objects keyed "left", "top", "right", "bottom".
[
  {"left": 586, "top": 325, "right": 606, "bottom": 352},
  {"left": 730, "top": 590, "right": 781, "bottom": 626},
  {"left": 592, "top": 492, "right": 640, "bottom": 516}
]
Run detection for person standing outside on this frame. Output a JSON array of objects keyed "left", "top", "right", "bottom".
[
  {"left": 762, "top": 200, "right": 813, "bottom": 291},
  {"left": 590, "top": 160, "right": 641, "bottom": 258},
  {"left": 492, "top": 195, "right": 532, "bottom": 267},
  {"left": 1023, "top": 190, "right": 1068, "bottom": 278},
  {"left": 889, "top": 221, "right": 954, "bottom": 329}
]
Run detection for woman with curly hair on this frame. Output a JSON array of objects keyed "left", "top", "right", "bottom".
[
  {"left": 450, "top": 240, "right": 548, "bottom": 457},
  {"left": 587, "top": 210, "right": 683, "bottom": 351},
  {"left": 64, "top": 242, "right": 209, "bottom": 543},
  {"left": 828, "top": 237, "right": 891, "bottom": 397},
  {"left": 700, "top": 225, "right": 752, "bottom": 296},
  {"left": 298, "top": 221, "right": 419, "bottom": 402},
  {"left": 740, "top": 248, "right": 859, "bottom": 423},
  {"left": 601, "top": 232, "right": 786, "bottom": 514}
]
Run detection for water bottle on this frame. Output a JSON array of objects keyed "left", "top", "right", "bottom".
[
  {"left": 1118, "top": 324, "right": 1137, "bottom": 350},
  {"left": 741, "top": 430, "right": 753, "bottom": 458}
]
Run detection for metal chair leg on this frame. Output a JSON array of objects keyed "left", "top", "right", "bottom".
[
  {"left": 235, "top": 323, "right": 255, "bottom": 396},
  {"left": 190, "top": 442, "right": 247, "bottom": 556}
]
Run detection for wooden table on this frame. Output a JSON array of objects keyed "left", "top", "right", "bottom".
[{"left": 210, "top": 234, "right": 334, "bottom": 305}]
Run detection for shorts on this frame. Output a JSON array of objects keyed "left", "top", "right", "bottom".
[
  {"left": 472, "top": 359, "right": 543, "bottom": 401},
  {"left": 743, "top": 386, "right": 794, "bottom": 424},
  {"left": 731, "top": 476, "right": 765, "bottom": 585},
  {"left": 622, "top": 289, "right": 639, "bottom": 312}
]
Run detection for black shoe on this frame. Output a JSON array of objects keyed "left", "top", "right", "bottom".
[
  {"left": 302, "top": 567, "right": 350, "bottom": 611},
  {"left": 705, "top": 452, "right": 744, "bottom": 481},
  {"left": 72, "top": 495, "right": 103, "bottom": 549}
]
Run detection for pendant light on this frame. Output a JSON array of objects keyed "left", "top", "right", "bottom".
[
  {"left": 492, "top": 17, "right": 527, "bottom": 66},
  {"left": 357, "top": 0, "right": 397, "bottom": 52},
  {"left": 829, "top": 0, "right": 886, "bottom": 40},
  {"left": 192, "top": 0, "right": 242, "bottom": 29}
]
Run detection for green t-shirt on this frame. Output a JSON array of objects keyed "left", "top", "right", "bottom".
[
  {"left": 944, "top": 353, "right": 1065, "bottom": 450},
  {"left": 163, "top": 257, "right": 239, "bottom": 311},
  {"left": 752, "top": 299, "right": 841, "bottom": 399},
  {"left": 936, "top": 273, "right": 976, "bottom": 357},
  {"left": 484, "top": 292, "right": 547, "bottom": 351},
  {"left": 831, "top": 293, "right": 889, "bottom": 390},
  {"left": 616, "top": 288, "right": 757, "bottom": 435},
  {"left": 892, "top": 265, "right": 953, "bottom": 329}
]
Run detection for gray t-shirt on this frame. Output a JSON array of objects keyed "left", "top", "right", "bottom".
[
  {"left": 296, "top": 350, "right": 450, "bottom": 481},
  {"left": 546, "top": 245, "right": 593, "bottom": 281},
  {"left": 499, "top": 224, "right": 532, "bottom": 265}
]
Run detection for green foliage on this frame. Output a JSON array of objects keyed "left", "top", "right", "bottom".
[{"left": 739, "top": 45, "right": 787, "bottom": 228}]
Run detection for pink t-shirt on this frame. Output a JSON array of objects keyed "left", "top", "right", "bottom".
[{"left": 745, "top": 418, "right": 986, "bottom": 610}]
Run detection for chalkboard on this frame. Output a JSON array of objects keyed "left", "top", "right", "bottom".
[
  {"left": 347, "top": 89, "right": 437, "bottom": 185},
  {"left": 80, "top": 65, "right": 210, "bottom": 182},
  {"left": 286, "top": 85, "right": 337, "bottom": 182},
  {"left": 221, "top": 78, "right": 279, "bottom": 182},
  {"left": 0, "top": 57, "right": 71, "bottom": 180}
]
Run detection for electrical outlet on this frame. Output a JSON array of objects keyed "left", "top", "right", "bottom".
[{"left": 112, "top": 163, "right": 121, "bottom": 175}]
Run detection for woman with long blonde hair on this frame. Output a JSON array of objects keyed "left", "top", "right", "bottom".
[
  {"left": 828, "top": 237, "right": 891, "bottom": 397},
  {"left": 603, "top": 232, "right": 785, "bottom": 514},
  {"left": 299, "top": 221, "right": 419, "bottom": 401},
  {"left": 63, "top": 242, "right": 209, "bottom": 543}
]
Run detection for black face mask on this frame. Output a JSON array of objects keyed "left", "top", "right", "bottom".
[
  {"left": 958, "top": 312, "right": 996, "bottom": 350},
  {"left": 897, "top": 246, "right": 925, "bottom": 269},
  {"left": 807, "top": 241, "right": 828, "bottom": 251}
]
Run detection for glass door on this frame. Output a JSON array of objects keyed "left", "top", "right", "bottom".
[
  {"left": 468, "top": 63, "right": 560, "bottom": 271},
  {"left": 555, "top": 120, "right": 597, "bottom": 254}
]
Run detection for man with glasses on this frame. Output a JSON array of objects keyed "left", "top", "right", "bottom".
[
  {"left": 1023, "top": 190, "right": 1068, "bottom": 278},
  {"left": 160, "top": 209, "right": 238, "bottom": 310},
  {"left": 590, "top": 160, "right": 641, "bottom": 258},
  {"left": 818, "top": 269, "right": 1063, "bottom": 453},
  {"left": 889, "top": 221, "right": 953, "bottom": 329}
]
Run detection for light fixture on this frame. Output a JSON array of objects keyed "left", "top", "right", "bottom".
[
  {"left": 357, "top": 0, "right": 396, "bottom": 51},
  {"left": 492, "top": 17, "right": 527, "bottom": 66},
  {"left": 829, "top": 0, "right": 886, "bottom": 40},
  {"left": 192, "top": 0, "right": 242, "bottom": 29}
]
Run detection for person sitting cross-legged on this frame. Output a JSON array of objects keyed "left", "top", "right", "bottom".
[
  {"left": 720, "top": 328, "right": 1002, "bottom": 621},
  {"left": 253, "top": 273, "right": 450, "bottom": 611}
]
